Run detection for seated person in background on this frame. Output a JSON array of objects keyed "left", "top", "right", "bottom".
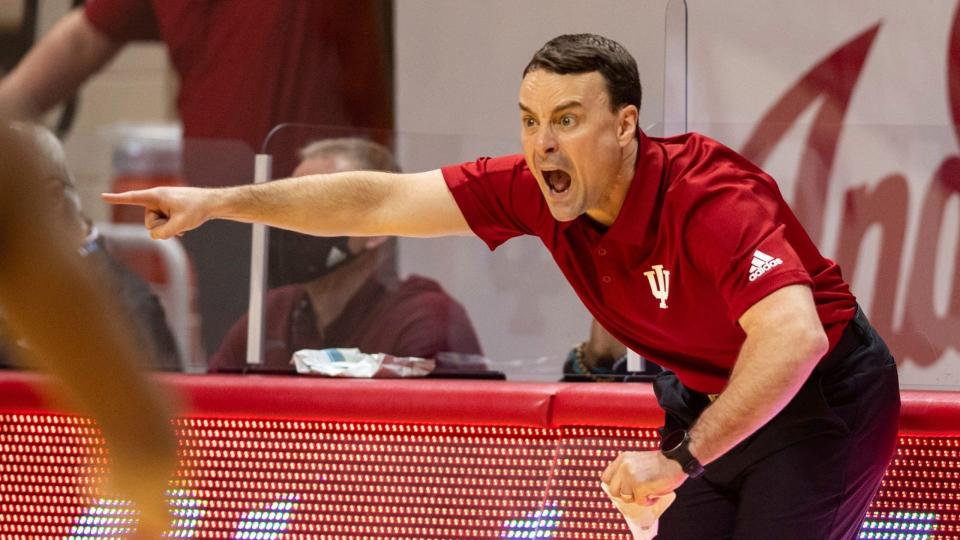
[
  {"left": 563, "top": 319, "right": 662, "bottom": 380},
  {"left": 209, "top": 138, "right": 483, "bottom": 371},
  {"left": 0, "top": 122, "right": 181, "bottom": 371}
]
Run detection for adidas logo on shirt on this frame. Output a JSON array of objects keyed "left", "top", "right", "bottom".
[{"left": 749, "top": 250, "right": 783, "bottom": 281}]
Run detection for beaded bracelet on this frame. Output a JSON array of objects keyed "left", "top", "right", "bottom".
[{"left": 563, "top": 342, "right": 626, "bottom": 382}]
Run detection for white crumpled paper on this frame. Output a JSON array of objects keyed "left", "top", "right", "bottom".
[
  {"left": 292, "top": 348, "right": 435, "bottom": 378},
  {"left": 600, "top": 483, "right": 676, "bottom": 540}
]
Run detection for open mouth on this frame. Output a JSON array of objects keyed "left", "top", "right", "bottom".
[{"left": 543, "top": 169, "right": 572, "bottom": 194}]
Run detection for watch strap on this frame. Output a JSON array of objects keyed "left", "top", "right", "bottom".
[{"left": 661, "top": 430, "right": 705, "bottom": 478}]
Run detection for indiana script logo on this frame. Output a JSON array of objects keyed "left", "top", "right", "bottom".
[{"left": 740, "top": 3, "right": 960, "bottom": 366}]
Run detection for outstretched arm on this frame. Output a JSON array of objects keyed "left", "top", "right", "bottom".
[
  {"left": 0, "top": 9, "right": 122, "bottom": 119},
  {"left": 102, "top": 168, "right": 475, "bottom": 240}
]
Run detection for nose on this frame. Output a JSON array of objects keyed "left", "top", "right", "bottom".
[{"left": 535, "top": 125, "right": 558, "bottom": 157}]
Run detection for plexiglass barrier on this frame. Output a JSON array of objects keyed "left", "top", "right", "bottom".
[
  {"left": 111, "top": 134, "right": 258, "bottom": 374},
  {"left": 248, "top": 124, "right": 591, "bottom": 381},
  {"left": 244, "top": 120, "right": 960, "bottom": 391},
  {"left": 24, "top": 125, "right": 262, "bottom": 374}
]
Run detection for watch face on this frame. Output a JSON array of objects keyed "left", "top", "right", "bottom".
[{"left": 661, "top": 430, "right": 686, "bottom": 453}]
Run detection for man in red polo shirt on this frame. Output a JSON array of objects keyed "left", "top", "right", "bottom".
[{"left": 104, "top": 34, "right": 900, "bottom": 538}]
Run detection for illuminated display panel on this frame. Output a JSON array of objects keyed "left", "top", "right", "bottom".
[{"left": 0, "top": 414, "right": 957, "bottom": 539}]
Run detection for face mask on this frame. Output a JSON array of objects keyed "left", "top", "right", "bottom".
[{"left": 268, "top": 229, "right": 358, "bottom": 287}]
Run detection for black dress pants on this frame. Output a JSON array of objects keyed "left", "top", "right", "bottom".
[{"left": 655, "top": 308, "right": 900, "bottom": 539}]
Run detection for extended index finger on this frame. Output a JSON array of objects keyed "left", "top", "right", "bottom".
[{"left": 101, "top": 190, "right": 160, "bottom": 208}]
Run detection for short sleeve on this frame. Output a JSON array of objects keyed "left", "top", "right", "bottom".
[
  {"left": 84, "top": 0, "right": 161, "bottom": 42},
  {"left": 684, "top": 180, "right": 814, "bottom": 322},
  {"left": 441, "top": 155, "right": 548, "bottom": 251}
]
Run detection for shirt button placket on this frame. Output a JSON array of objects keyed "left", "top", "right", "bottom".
[{"left": 598, "top": 245, "right": 610, "bottom": 283}]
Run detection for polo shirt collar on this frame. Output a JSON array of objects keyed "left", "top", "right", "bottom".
[{"left": 586, "top": 129, "right": 665, "bottom": 245}]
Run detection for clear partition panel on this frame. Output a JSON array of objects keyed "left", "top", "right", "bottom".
[
  {"left": 81, "top": 128, "right": 258, "bottom": 373},
  {"left": 244, "top": 124, "right": 594, "bottom": 381}
]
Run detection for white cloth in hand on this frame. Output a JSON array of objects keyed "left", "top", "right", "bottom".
[{"left": 601, "top": 482, "right": 676, "bottom": 540}]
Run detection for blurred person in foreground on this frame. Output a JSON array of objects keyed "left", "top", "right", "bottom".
[
  {"left": 0, "top": 122, "right": 181, "bottom": 371},
  {"left": 0, "top": 122, "right": 177, "bottom": 537},
  {"left": 209, "top": 138, "right": 483, "bottom": 372},
  {"left": 104, "top": 34, "right": 899, "bottom": 538}
]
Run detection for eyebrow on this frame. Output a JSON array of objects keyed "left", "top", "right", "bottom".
[{"left": 518, "top": 100, "right": 584, "bottom": 115}]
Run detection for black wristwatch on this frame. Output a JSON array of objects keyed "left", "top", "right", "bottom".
[{"left": 660, "top": 430, "right": 705, "bottom": 478}]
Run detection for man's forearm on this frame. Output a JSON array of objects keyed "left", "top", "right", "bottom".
[
  {"left": 686, "top": 336, "right": 819, "bottom": 463},
  {"left": 686, "top": 289, "right": 829, "bottom": 465},
  {"left": 208, "top": 171, "right": 392, "bottom": 236},
  {"left": 208, "top": 169, "right": 471, "bottom": 239}
]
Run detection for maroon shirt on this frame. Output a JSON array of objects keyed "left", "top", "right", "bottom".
[
  {"left": 442, "top": 130, "right": 856, "bottom": 393},
  {"left": 209, "top": 275, "right": 483, "bottom": 372},
  {"left": 85, "top": 0, "right": 392, "bottom": 150}
]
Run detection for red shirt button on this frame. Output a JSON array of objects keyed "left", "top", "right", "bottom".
[
  {"left": 598, "top": 248, "right": 607, "bottom": 256},
  {"left": 602, "top": 275, "right": 612, "bottom": 284}
]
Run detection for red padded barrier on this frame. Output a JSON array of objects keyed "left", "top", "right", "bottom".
[
  {"left": 898, "top": 390, "right": 960, "bottom": 435},
  {"left": 551, "top": 383, "right": 662, "bottom": 427},
  {"left": 169, "top": 374, "right": 560, "bottom": 427},
  {"left": 0, "top": 372, "right": 560, "bottom": 427},
  {"left": 0, "top": 372, "right": 51, "bottom": 411},
  {"left": 0, "top": 372, "right": 958, "bottom": 538},
  {"left": 2, "top": 372, "right": 959, "bottom": 431}
]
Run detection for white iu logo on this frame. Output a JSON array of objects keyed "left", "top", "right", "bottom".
[{"left": 643, "top": 264, "right": 670, "bottom": 309}]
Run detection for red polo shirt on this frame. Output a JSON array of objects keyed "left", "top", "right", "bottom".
[{"left": 442, "top": 131, "right": 856, "bottom": 393}]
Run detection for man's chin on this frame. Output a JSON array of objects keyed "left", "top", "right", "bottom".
[{"left": 546, "top": 204, "right": 581, "bottom": 222}]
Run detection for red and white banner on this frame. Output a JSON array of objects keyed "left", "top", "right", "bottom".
[{"left": 687, "top": 0, "right": 960, "bottom": 387}]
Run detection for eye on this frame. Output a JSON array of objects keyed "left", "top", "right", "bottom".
[
  {"left": 522, "top": 116, "right": 537, "bottom": 129},
  {"left": 558, "top": 114, "right": 576, "bottom": 128}
]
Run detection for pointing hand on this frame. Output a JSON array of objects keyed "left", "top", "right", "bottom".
[{"left": 102, "top": 187, "right": 212, "bottom": 240}]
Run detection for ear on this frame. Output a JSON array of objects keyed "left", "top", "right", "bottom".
[{"left": 617, "top": 105, "right": 639, "bottom": 147}]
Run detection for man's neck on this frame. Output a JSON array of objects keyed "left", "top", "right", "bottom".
[{"left": 586, "top": 137, "right": 640, "bottom": 226}]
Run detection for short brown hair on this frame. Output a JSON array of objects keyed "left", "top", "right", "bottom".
[{"left": 523, "top": 33, "right": 642, "bottom": 113}]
